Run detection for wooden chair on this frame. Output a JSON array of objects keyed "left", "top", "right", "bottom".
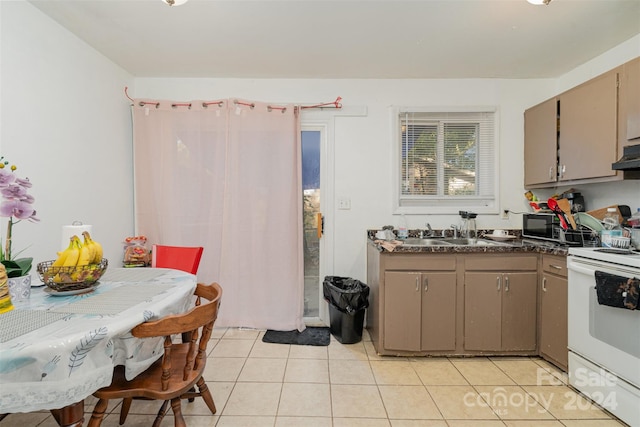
[
  {"left": 151, "top": 244, "right": 204, "bottom": 275},
  {"left": 88, "top": 282, "right": 222, "bottom": 427}
]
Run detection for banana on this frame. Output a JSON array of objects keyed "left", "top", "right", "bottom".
[
  {"left": 63, "top": 236, "right": 81, "bottom": 267},
  {"left": 81, "top": 232, "right": 97, "bottom": 264},
  {"left": 82, "top": 231, "right": 103, "bottom": 264},
  {"left": 52, "top": 239, "right": 73, "bottom": 267},
  {"left": 76, "top": 242, "right": 91, "bottom": 267}
]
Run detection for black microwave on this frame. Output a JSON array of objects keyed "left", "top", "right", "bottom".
[{"left": 522, "top": 213, "right": 594, "bottom": 245}]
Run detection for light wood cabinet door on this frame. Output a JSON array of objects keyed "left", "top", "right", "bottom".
[
  {"left": 623, "top": 57, "right": 640, "bottom": 141},
  {"left": 501, "top": 272, "right": 538, "bottom": 351},
  {"left": 464, "top": 272, "right": 502, "bottom": 351},
  {"left": 558, "top": 70, "right": 619, "bottom": 181},
  {"left": 540, "top": 255, "right": 568, "bottom": 370},
  {"left": 540, "top": 274, "right": 568, "bottom": 369},
  {"left": 465, "top": 271, "right": 537, "bottom": 351},
  {"left": 384, "top": 272, "right": 422, "bottom": 351},
  {"left": 384, "top": 271, "right": 457, "bottom": 352},
  {"left": 421, "top": 272, "right": 456, "bottom": 351},
  {"left": 524, "top": 97, "right": 558, "bottom": 187}
]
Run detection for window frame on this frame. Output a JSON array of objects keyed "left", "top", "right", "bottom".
[{"left": 391, "top": 106, "right": 500, "bottom": 215}]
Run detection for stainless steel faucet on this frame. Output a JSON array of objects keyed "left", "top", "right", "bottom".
[
  {"left": 450, "top": 224, "right": 459, "bottom": 238},
  {"left": 420, "top": 223, "right": 434, "bottom": 238}
]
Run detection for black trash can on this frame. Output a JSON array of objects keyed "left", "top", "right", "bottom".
[{"left": 323, "top": 276, "right": 370, "bottom": 344}]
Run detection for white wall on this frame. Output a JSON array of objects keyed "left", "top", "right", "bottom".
[
  {"left": 0, "top": 1, "right": 134, "bottom": 271},
  {"left": 2, "top": 1, "right": 638, "bottom": 286}
]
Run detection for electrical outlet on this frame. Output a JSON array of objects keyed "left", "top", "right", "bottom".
[
  {"left": 501, "top": 209, "right": 510, "bottom": 220},
  {"left": 337, "top": 197, "right": 351, "bottom": 210}
]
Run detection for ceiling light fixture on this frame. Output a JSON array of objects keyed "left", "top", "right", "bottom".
[
  {"left": 163, "top": 0, "right": 188, "bottom": 6},
  {"left": 527, "top": 0, "right": 552, "bottom": 4}
]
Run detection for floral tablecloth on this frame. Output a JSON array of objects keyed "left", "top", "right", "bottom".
[{"left": 0, "top": 268, "right": 197, "bottom": 413}]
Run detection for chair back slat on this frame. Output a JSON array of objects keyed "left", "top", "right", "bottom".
[
  {"left": 183, "top": 327, "right": 199, "bottom": 381},
  {"left": 161, "top": 336, "right": 173, "bottom": 391}
]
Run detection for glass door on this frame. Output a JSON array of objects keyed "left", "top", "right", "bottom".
[{"left": 302, "top": 129, "right": 323, "bottom": 322}]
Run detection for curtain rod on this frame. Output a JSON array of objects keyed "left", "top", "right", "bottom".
[{"left": 124, "top": 87, "right": 342, "bottom": 111}]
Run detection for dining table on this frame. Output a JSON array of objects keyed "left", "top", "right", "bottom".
[{"left": 0, "top": 267, "right": 198, "bottom": 427}]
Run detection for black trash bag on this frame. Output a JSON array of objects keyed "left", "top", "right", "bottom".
[{"left": 323, "top": 276, "right": 370, "bottom": 315}]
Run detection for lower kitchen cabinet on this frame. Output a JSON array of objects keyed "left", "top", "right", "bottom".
[
  {"left": 384, "top": 271, "right": 456, "bottom": 352},
  {"left": 366, "top": 246, "right": 541, "bottom": 357},
  {"left": 539, "top": 255, "right": 568, "bottom": 370},
  {"left": 463, "top": 255, "right": 538, "bottom": 352}
]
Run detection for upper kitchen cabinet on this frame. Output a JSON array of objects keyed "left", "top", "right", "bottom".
[
  {"left": 620, "top": 57, "right": 640, "bottom": 142},
  {"left": 524, "top": 63, "right": 633, "bottom": 189},
  {"left": 558, "top": 69, "right": 619, "bottom": 182},
  {"left": 524, "top": 98, "right": 558, "bottom": 186}
]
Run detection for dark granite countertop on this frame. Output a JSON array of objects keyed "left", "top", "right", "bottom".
[{"left": 367, "top": 229, "right": 570, "bottom": 257}]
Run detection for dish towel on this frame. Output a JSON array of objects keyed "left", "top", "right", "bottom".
[
  {"left": 374, "top": 239, "right": 404, "bottom": 252},
  {"left": 594, "top": 271, "right": 640, "bottom": 310}
]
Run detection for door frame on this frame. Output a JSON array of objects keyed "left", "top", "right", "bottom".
[{"left": 300, "top": 106, "right": 368, "bottom": 326}]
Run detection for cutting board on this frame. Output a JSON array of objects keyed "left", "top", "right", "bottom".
[{"left": 586, "top": 205, "right": 623, "bottom": 224}]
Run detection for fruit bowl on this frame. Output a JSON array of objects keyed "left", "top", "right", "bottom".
[{"left": 37, "top": 258, "right": 109, "bottom": 292}]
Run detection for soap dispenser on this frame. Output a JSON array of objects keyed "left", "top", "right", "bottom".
[{"left": 397, "top": 214, "right": 409, "bottom": 239}]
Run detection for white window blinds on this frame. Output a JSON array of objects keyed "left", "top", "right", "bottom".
[{"left": 396, "top": 109, "right": 497, "bottom": 213}]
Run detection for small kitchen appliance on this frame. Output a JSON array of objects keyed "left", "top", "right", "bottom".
[
  {"left": 458, "top": 211, "right": 477, "bottom": 239},
  {"left": 522, "top": 212, "right": 598, "bottom": 246}
]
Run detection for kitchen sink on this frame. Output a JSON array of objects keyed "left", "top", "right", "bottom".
[
  {"left": 402, "top": 237, "right": 508, "bottom": 247},
  {"left": 402, "top": 238, "right": 453, "bottom": 246}
]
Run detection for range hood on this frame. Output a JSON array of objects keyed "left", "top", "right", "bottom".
[{"left": 612, "top": 144, "right": 640, "bottom": 178}]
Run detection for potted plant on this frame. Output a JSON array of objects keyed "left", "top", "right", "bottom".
[{"left": 0, "top": 156, "right": 39, "bottom": 301}]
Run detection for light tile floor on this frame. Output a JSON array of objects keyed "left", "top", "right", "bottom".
[{"left": 1, "top": 328, "right": 629, "bottom": 427}]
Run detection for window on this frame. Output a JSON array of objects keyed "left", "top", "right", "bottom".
[{"left": 393, "top": 107, "right": 498, "bottom": 214}]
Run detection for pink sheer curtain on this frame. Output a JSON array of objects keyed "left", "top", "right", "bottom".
[{"left": 132, "top": 99, "right": 304, "bottom": 331}]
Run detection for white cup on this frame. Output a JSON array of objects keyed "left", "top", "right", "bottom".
[{"left": 492, "top": 229, "right": 508, "bottom": 237}]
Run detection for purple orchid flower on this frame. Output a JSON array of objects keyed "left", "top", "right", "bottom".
[
  {"left": 15, "top": 177, "right": 32, "bottom": 188},
  {"left": 1, "top": 183, "right": 28, "bottom": 200},
  {"left": 0, "top": 169, "right": 17, "bottom": 187},
  {"left": 0, "top": 200, "right": 35, "bottom": 220},
  {"left": 0, "top": 159, "right": 38, "bottom": 274}
]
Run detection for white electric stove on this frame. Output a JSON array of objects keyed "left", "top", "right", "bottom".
[
  {"left": 569, "top": 246, "right": 640, "bottom": 268},
  {"left": 567, "top": 246, "right": 640, "bottom": 426}
]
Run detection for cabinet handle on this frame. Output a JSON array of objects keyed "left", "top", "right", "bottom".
[
  {"left": 497, "top": 276, "right": 501, "bottom": 291},
  {"left": 549, "top": 166, "right": 554, "bottom": 180},
  {"left": 542, "top": 277, "right": 547, "bottom": 292},
  {"left": 416, "top": 276, "right": 420, "bottom": 292},
  {"left": 424, "top": 277, "right": 428, "bottom": 292},
  {"left": 560, "top": 164, "right": 566, "bottom": 178},
  {"left": 549, "top": 264, "right": 562, "bottom": 270},
  {"left": 505, "top": 275, "right": 510, "bottom": 292}
]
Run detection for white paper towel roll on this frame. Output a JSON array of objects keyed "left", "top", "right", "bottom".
[{"left": 61, "top": 222, "right": 93, "bottom": 250}]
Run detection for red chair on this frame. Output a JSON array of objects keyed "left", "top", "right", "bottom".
[{"left": 151, "top": 245, "right": 204, "bottom": 275}]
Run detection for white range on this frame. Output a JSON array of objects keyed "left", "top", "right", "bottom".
[{"left": 567, "top": 247, "right": 640, "bottom": 426}]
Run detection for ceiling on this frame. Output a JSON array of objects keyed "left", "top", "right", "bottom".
[{"left": 27, "top": 0, "right": 640, "bottom": 79}]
